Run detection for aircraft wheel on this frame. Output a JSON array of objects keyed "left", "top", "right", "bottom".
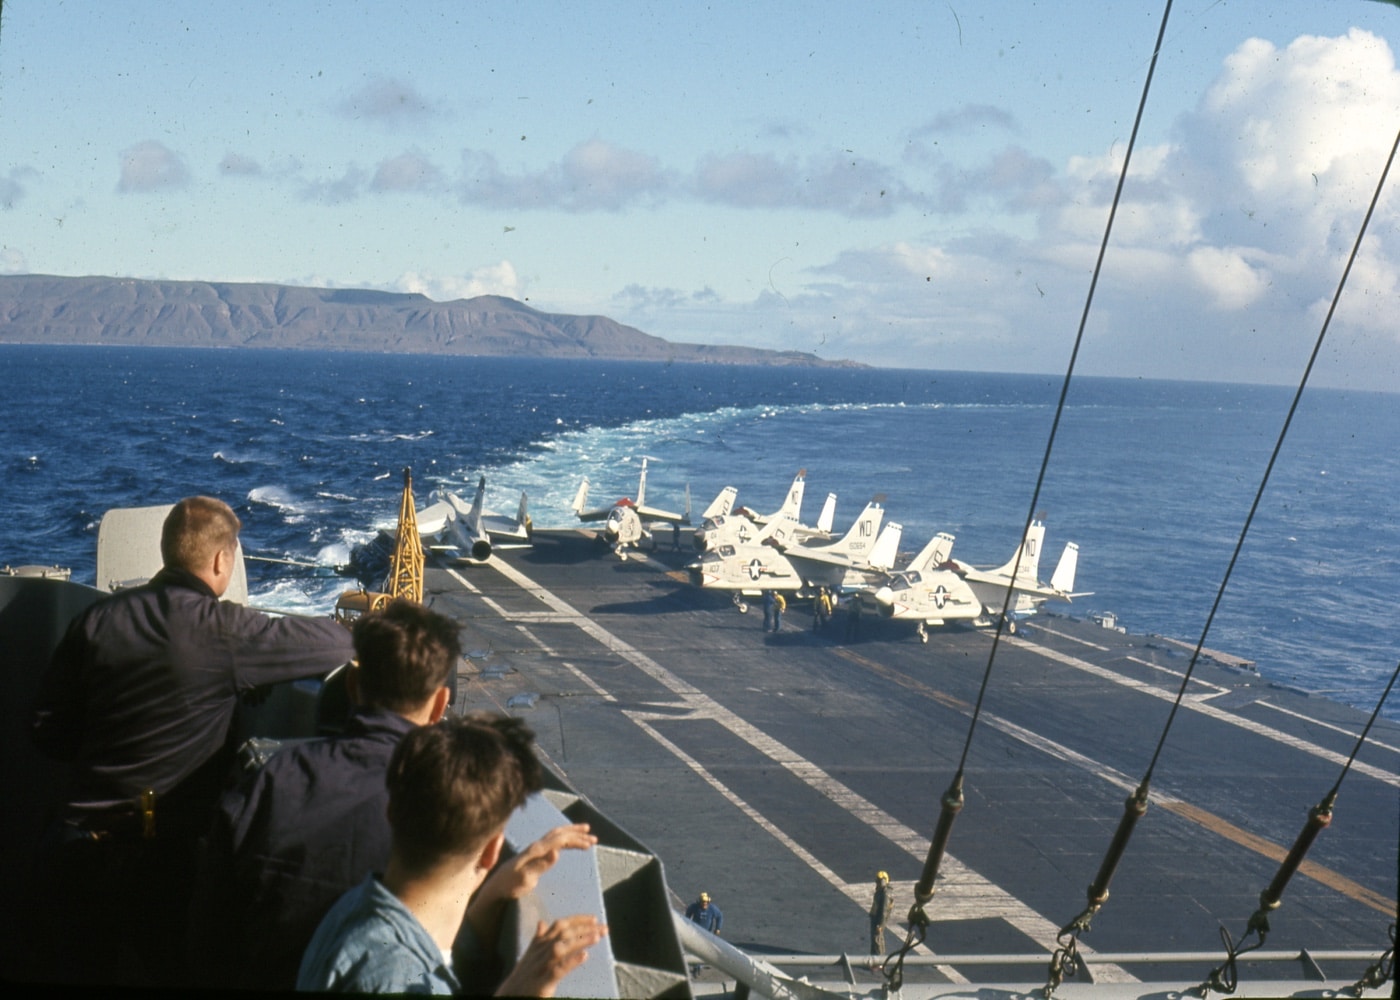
[
  {"left": 920, "top": 631, "right": 929, "bottom": 644},
  {"left": 737, "top": 602, "right": 748, "bottom": 614},
  {"left": 1007, "top": 618, "right": 1018, "bottom": 635}
]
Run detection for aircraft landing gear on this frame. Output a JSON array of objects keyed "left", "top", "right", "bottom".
[
  {"left": 916, "top": 622, "right": 929, "bottom": 644},
  {"left": 732, "top": 593, "right": 748, "bottom": 614},
  {"left": 1006, "top": 617, "right": 1018, "bottom": 635}
]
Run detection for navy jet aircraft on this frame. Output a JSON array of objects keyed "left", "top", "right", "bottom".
[
  {"left": 573, "top": 458, "right": 728, "bottom": 559},
  {"left": 872, "top": 519, "right": 1083, "bottom": 640},
  {"left": 693, "top": 469, "right": 838, "bottom": 553},
  {"left": 688, "top": 500, "right": 901, "bottom": 612},
  {"left": 417, "top": 475, "right": 531, "bottom": 563}
]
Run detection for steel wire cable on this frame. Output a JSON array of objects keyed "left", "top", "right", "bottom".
[
  {"left": 1144, "top": 127, "right": 1399, "bottom": 787},
  {"left": 1051, "top": 124, "right": 1400, "bottom": 1000},
  {"left": 953, "top": 0, "right": 1177, "bottom": 777},
  {"left": 902, "top": 1, "right": 1399, "bottom": 987},
  {"left": 1195, "top": 657, "right": 1400, "bottom": 997},
  {"left": 893, "top": 11, "right": 1179, "bottom": 993}
]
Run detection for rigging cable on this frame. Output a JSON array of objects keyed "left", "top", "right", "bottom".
[
  {"left": 885, "top": 2, "right": 1178, "bottom": 993},
  {"left": 1047, "top": 126, "right": 1400, "bottom": 1000},
  {"left": 1193, "top": 658, "right": 1400, "bottom": 998},
  {"left": 1344, "top": 922, "right": 1395, "bottom": 998}
]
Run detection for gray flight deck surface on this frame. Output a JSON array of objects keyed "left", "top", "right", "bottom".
[{"left": 428, "top": 529, "right": 1398, "bottom": 989}]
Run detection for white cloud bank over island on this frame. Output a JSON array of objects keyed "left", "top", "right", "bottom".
[
  {"left": 639, "top": 28, "right": 1400, "bottom": 386},
  {"left": 381, "top": 29, "right": 1400, "bottom": 388}
]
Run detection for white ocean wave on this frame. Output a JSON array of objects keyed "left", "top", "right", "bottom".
[{"left": 246, "top": 485, "right": 313, "bottom": 523}]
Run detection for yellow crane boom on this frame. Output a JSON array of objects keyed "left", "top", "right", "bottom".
[
  {"left": 385, "top": 467, "right": 424, "bottom": 603},
  {"left": 335, "top": 467, "right": 423, "bottom": 624}
]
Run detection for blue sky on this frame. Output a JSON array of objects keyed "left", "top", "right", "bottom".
[{"left": 2, "top": 1, "right": 1398, "bottom": 388}]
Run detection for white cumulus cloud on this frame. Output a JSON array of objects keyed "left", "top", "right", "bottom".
[
  {"left": 371, "top": 152, "right": 445, "bottom": 192},
  {"left": 814, "top": 28, "right": 1400, "bottom": 385},
  {"left": 395, "top": 261, "right": 523, "bottom": 301},
  {"left": 117, "top": 140, "right": 190, "bottom": 193},
  {"left": 1187, "top": 246, "right": 1272, "bottom": 310},
  {"left": 339, "top": 76, "right": 435, "bottom": 125},
  {"left": 219, "top": 152, "right": 262, "bottom": 176},
  {"left": 0, "top": 246, "right": 29, "bottom": 273}
]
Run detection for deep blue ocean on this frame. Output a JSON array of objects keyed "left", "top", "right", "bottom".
[{"left": 4, "top": 345, "right": 1397, "bottom": 721}]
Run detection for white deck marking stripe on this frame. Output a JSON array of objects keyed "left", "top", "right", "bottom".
[
  {"left": 515, "top": 624, "right": 617, "bottom": 702},
  {"left": 1125, "top": 655, "right": 1229, "bottom": 693},
  {"left": 625, "top": 710, "right": 966, "bottom": 982},
  {"left": 477, "top": 557, "right": 1136, "bottom": 980},
  {"left": 833, "top": 647, "right": 1395, "bottom": 917},
  {"left": 1034, "top": 623, "right": 1228, "bottom": 692},
  {"left": 1010, "top": 633, "right": 1400, "bottom": 788},
  {"left": 1033, "top": 624, "right": 1111, "bottom": 651},
  {"left": 1257, "top": 699, "right": 1400, "bottom": 757}
]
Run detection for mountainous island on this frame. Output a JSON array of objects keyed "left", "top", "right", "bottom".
[{"left": 0, "top": 274, "right": 854, "bottom": 367}]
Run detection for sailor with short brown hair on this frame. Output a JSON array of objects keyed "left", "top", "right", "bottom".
[{"left": 29, "top": 494, "right": 353, "bottom": 986}]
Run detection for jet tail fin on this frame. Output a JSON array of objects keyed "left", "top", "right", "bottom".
[
  {"left": 832, "top": 502, "right": 884, "bottom": 557},
  {"left": 469, "top": 475, "right": 486, "bottom": 522},
  {"left": 701, "top": 486, "right": 738, "bottom": 521},
  {"left": 572, "top": 477, "right": 590, "bottom": 516},
  {"left": 815, "top": 493, "right": 837, "bottom": 534},
  {"left": 1050, "top": 542, "right": 1079, "bottom": 594},
  {"left": 993, "top": 519, "right": 1047, "bottom": 581},
  {"left": 910, "top": 532, "right": 956, "bottom": 573},
  {"left": 774, "top": 470, "right": 806, "bottom": 521},
  {"left": 868, "top": 521, "right": 903, "bottom": 570},
  {"left": 636, "top": 458, "right": 649, "bottom": 508},
  {"left": 515, "top": 491, "right": 530, "bottom": 533}
]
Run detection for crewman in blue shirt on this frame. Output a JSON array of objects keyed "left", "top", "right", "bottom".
[{"left": 685, "top": 891, "right": 723, "bottom": 935}]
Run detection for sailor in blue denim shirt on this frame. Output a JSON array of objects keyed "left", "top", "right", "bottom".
[
  {"left": 297, "top": 714, "right": 607, "bottom": 996},
  {"left": 300, "top": 873, "right": 460, "bottom": 994}
]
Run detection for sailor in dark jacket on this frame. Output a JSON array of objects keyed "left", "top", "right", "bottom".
[
  {"left": 190, "top": 600, "right": 457, "bottom": 990},
  {"left": 28, "top": 495, "right": 353, "bottom": 986},
  {"left": 869, "top": 870, "right": 894, "bottom": 958}
]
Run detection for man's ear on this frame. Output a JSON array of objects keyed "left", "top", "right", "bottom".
[
  {"left": 477, "top": 830, "right": 506, "bottom": 873},
  {"left": 206, "top": 545, "right": 236, "bottom": 597},
  {"left": 428, "top": 685, "right": 450, "bottom": 723}
]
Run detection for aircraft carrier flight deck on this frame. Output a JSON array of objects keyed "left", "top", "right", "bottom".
[{"left": 430, "top": 528, "right": 1399, "bottom": 991}]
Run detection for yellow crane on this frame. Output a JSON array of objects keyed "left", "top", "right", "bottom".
[{"left": 335, "top": 467, "right": 423, "bottom": 623}]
